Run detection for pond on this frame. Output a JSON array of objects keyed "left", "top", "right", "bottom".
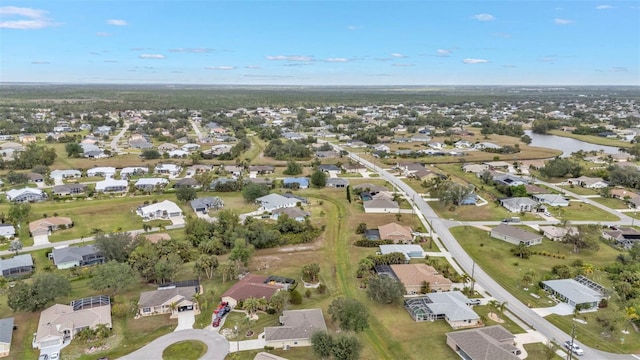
[{"left": 524, "top": 130, "right": 622, "bottom": 157}]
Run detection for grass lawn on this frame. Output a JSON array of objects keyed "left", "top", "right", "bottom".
[
  {"left": 226, "top": 347, "right": 318, "bottom": 360},
  {"left": 450, "top": 225, "right": 640, "bottom": 353},
  {"left": 589, "top": 196, "right": 628, "bottom": 210},
  {"left": 558, "top": 185, "right": 598, "bottom": 196},
  {"left": 553, "top": 202, "right": 619, "bottom": 222},
  {"left": 547, "top": 130, "right": 632, "bottom": 149},
  {"left": 163, "top": 340, "right": 207, "bottom": 360},
  {"left": 428, "top": 201, "right": 540, "bottom": 222},
  {"left": 220, "top": 312, "right": 280, "bottom": 340},
  {"left": 524, "top": 343, "right": 558, "bottom": 359}
]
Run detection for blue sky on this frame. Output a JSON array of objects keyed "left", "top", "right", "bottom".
[{"left": 1, "top": 1, "right": 638, "bottom": 85}]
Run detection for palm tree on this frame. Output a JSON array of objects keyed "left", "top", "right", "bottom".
[
  {"left": 498, "top": 301, "right": 508, "bottom": 315},
  {"left": 94, "top": 324, "right": 111, "bottom": 340},
  {"left": 243, "top": 297, "right": 261, "bottom": 317},
  {"left": 581, "top": 263, "right": 594, "bottom": 277},
  {"left": 521, "top": 269, "right": 537, "bottom": 286}
]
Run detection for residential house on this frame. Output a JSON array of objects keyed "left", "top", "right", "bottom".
[
  {"left": 499, "top": 197, "right": 538, "bottom": 213},
  {"left": 173, "top": 178, "right": 201, "bottom": 188},
  {"left": 53, "top": 184, "right": 87, "bottom": 197},
  {"left": 342, "top": 163, "right": 365, "bottom": 173},
  {"left": 318, "top": 164, "right": 340, "bottom": 176},
  {"left": 0, "top": 254, "right": 34, "bottom": 277},
  {"left": 158, "top": 143, "right": 178, "bottom": 152},
  {"left": 390, "top": 264, "right": 453, "bottom": 293},
  {"left": 51, "top": 245, "right": 104, "bottom": 269},
  {"left": 0, "top": 224, "right": 16, "bottom": 239},
  {"left": 493, "top": 174, "right": 528, "bottom": 187},
  {"left": 19, "top": 133, "right": 37, "bottom": 144},
  {"left": 190, "top": 197, "right": 224, "bottom": 214},
  {"left": 168, "top": 149, "right": 189, "bottom": 158},
  {"left": 475, "top": 142, "right": 502, "bottom": 151},
  {"left": 256, "top": 194, "right": 298, "bottom": 212},
  {"left": 315, "top": 150, "right": 339, "bottom": 159},
  {"left": 264, "top": 309, "right": 328, "bottom": 349},
  {"left": 404, "top": 291, "right": 480, "bottom": 328},
  {"left": 120, "top": 166, "right": 149, "bottom": 180},
  {"left": 271, "top": 207, "right": 309, "bottom": 222},
  {"left": 378, "top": 222, "right": 413, "bottom": 243},
  {"left": 379, "top": 244, "right": 425, "bottom": 262},
  {"left": 539, "top": 225, "right": 578, "bottom": 242},
  {"left": 154, "top": 163, "right": 182, "bottom": 176},
  {"left": 454, "top": 140, "right": 473, "bottom": 149},
  {"left": 569, "top": 176, "right": 609, "bottom": 189},
  {"left": 50, "top": 169, "right": 82, "bottom": 180},
  {"left": 602, "top": 226, "right": 640, "bottom": 248},
  {"left": 490, "top": 224, "right": 543, "bottom": 246},
  {"left": 249, "top": 165, "right": 275, "bottom": 178},
  {"left": 446, "top": 325, "right": 520, "bottom": 360},
  {"left": 541, "top": 277, "right": 606, "bottom": 310},
  {"left": 26, "top": 172, "right": 44, "bottom": 183},
  {"left": 6, "top": 188, "right": 47, "bottom": 203},
  {"left": 138, "top": 280, "right": 202, "bottom": 317},
  {"left": 95, "top": 178, "right": 128, "bottom": 193},
  {"left": 326, "top": 178, "right": 349, "bottom": 188},
  {"left": 221, "top": 274, "right": 284, "bottom": 307},
  {"left": 363, "top": 199, "right": 400, "bottom": 214},
  {"left": 0, "top": 318, "right": 14, "bottom": 357},
  {"left": 532, "top": 193, "right": 570, "bottom": 207},
  {"left": 181, "top": 143, "right": 200, "bottom": 152},
  {"left": 283, "top": 177, "right": 309, "bottom": 189},
  {"left": 87, "top": 167, "right": 117, "bottom": 178},
  {"left": 83, "top": 149, "right": 108, "bottom": 159},
  {"left": 210, "top": 177, "right": 239, "bottom": 191},
  {"left": 484, "top": 161, "right": 510, "bottom": 170},
  {"left": 353, "top": 183, "right": 388, "bottom": 195},
  {"left": 223, "top": 165, "right": 244, "bottom": 177},
  {"left": 137, "top": 200, "right": 183, "bottom": 221},
  {"left": 134, "top": 178, "right": 169, "bottom": 191},
  {"left": 34, "top": 297, "right": 112, "bottom": 349},
  {"left": 93, "top": 125, "right": 112, "bottom": 135},
  {"left": 29, "top": 217, "right": 73, "bottom": 237}
]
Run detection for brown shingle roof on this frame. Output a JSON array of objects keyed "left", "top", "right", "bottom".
[
  {"left": 390, "top": 264, "right": 452, "bottom": 288},
  {"left": 29, "top": 217, "right": 73, "bottom": 233},
  {"left": 378, "top": 222, "right": 413, "bottom": 242},
  {"left": 221, "top": 274, "right": 282, "bottom": 302},
  {"left": 138, "top": 287, "right": 197, "bottom": 308},
  {"left": 264, "top": 309, "right": 327, "bottom": 342}
]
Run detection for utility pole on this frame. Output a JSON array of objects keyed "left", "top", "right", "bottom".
[
  {"left": 567, "top": 325, "right": 576, "bottom": 360},
  {"left": 470, "top": 261, "right": 476, "bottom": 294}
]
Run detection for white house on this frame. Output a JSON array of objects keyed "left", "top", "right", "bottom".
[
  {"left": 120, "top": 166, "right": 149, "bottom": 179},
  {"left": 256, "top": 194, "right": 298, "bottom": 212},
  {"left": 6, "top": 188, "right": 47, "bottom": 203},
  {"left": 137, "top": 200, "right": 183, "bottom": 220},
  {"left": 154, "top": 163, "right": 182, "bottom": 176},
  {"left": 499, "top": 197, "right": 538, "bottom": 213},
  {"left": 134, "top": 178, "right": 169, "bottom": 190},
  {"left": 95, "top": 178, "right": 128, "bottom": 193},
  {"left": 87, "top": 167, "right": 117, "bottom": 178},
  {"left": 0, "top": 224, "right": 16, "bottom": 239},
  {"left": 532, "top": 193, "right": 570, "bottom": 207},
  {"left": 50, "top": 169, "right": 82, "bottom": 180},
  {"left": 363, "top": 199, "right": 400, "bottom": 214}
]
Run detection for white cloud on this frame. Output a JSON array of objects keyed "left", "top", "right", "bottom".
[
  {"left": 168, "top": 48, "right": 214, "bottom": 53},
  {"left": 0, "top": 6, "right": 56, "bottom": 29},
  {"left": 392, "top": 63, "right": 415, "bottom": 67},
  {"left": 347, "top": 25, "right": 357, "bottom": 30},
  {"left": 611, "top": 67, "right": 628, "bottom": 72},
  {"left": 437, "top": 49, "right": 451, "bottom": 57},
  {"left": 106, "top": 19, "right": 127, "bottom": 26},
  {"left": 472, "top": 13, "right": 495, "bottom": 21},
  {"left": 96, "top": 32, "right": 111, "bottom": 37},
  {"left": 205, "top": 66, "right": 236, "bottom": 70},
  {"left": 31, "top": 61, "right": 50, "bottom": 64},
  {"left": 554, "top": 18, "right": 574, "bottom": 25},
  {"left": 266, "top": 55, "right": 313, "bottom": 61},
  {"left": 139, "top": 54, "right": 165, "bottom": 59},
  {"left": 244, "top": 65, "right": 261, "bottom": 69},
  {"left": 596, "top": 5, "right": 613, "bottom": 9},
  {"left": 326, "top": 58, "right": 350, "bottom": 63},
  {"left": 463, "top": 58, "right": 489, "bottom": 64},
  {"left": 391, "top": 53, "right": 406, "bottom": 58}
]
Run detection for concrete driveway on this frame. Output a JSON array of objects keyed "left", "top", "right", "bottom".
[
  {"left": 33, "top": 234, "right": 50, "bottom": 246},
  {"left": 119, "top": 329, "right": 229, "bottom": 360},
  {"left": 174, "top": 310, "right": 195, "bottom": 331}
]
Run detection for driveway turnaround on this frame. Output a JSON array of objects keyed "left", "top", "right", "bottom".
[{"left": 119, "top": 329, "right": 229, "bottom": 360}]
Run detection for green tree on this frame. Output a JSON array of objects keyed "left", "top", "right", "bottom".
[
  {"left": 288, "top": 289, "right": 303, "bottom": 305},
  {"left": 194, "top": 254, "right": 219, "bottom": 279},
  {"left": 176, "top": 186, "right": 197, "bottom": 202},
  {"left": 89, "top": 261, "right": 137, "bottom": 294},
  {"left": 228, "top": 238, "right": 254, "bottom": 266},
  {"left": 8, "top": 239, "right": 23, "bottom": 255},
  {"left": 6, "top": 171, "right": 28, "bottom": 185},
  {"left": 218, "top": 260, "right": 238, "bottom": 283},
  {"left": 8, "top": 273, "right": 71, "bottom": 311},
  {"left": 563, "top": 224, "right": 600, "bottom": 253},
  {"left": 283, "top": 160, "right": 303, "bottom": 175},
  {"left": 65, "top": 142, "right": 83, "bottom": 158},
  {"left": 141, "top": 149, "right": 161, "bottom": 159},
  {"left": 346, "top": 185, "right": 352, "bottom": 203},
  {"left": 242, "top": 182, "right": 270, "bottom": 202},
  {"left": 328, "top": 297, "right": 369, "bottom": 332},
  {"left": 420, "top": 280, "right": 431, "bottom": 294},
  {"left": 8, "top": 203, "right": 31, "bottom": 224},
  {"left": 268, "top": 290, "right": 289, "bottom": 314},
  {"left": 301, "top": 263, "right": 321, "bottom": 283},
  {"left": 331, "top": 334, "right": 362, "bottom": 360},
  {"left": 355, "top": 223, "right": 367, "bottom": 234},
  {"left": 311, "top": 331, "right": 333, "bottom": 359},
  {"left": 310, "top": 169, "right": 327, "bottom": 188},
  {"left": 366, "top": 275, "right": 406, "bottom": 304},
  {"left": 94, "top": 232, "right": 136, "bottom": 262}
]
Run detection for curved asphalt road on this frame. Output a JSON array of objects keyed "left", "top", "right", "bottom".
[
  {"left": 336, "top": 145, "right": 638, "bottom": 360},
  {"left": 119, "top": 329, "right": 229, "bottom": 360}
]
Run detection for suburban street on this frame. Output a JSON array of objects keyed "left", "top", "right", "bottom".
[
  {"left": 118, "top": 329, "right": 229, "bottom": 360},
  {"left": 335, "top": 145, "right": 639, "bottom": 360},
  {"left": 110, "top": 121, "right": 130, "bottom": 154}
]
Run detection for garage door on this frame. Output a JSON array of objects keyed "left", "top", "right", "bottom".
[{"left": 178, "top": 305, "right": 193, "bottom": 312}]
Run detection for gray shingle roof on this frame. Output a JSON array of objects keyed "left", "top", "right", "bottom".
[
  {"left": 264, "top": 309, "right": 327, "bottom": 342},
  {"left": 446, "top": 325, "right": 519, "bottom": 360},
  {"left": 0, "top": 317, "right": 14, "bottom": 345},
  {"left": 542, "top": 279, "right": 604, "bottom": 305},
  {"left": 52, "top": 245, "right": 100, "bottom": 265},
  {"left": 491, "top": 224, "right": 542, "bottom": 242},
  {"left": 0, "top": 254, "right": 33, "bottom": 272},
  {"left": 425, "top": 292, "right": 479, "bottom": 322}
]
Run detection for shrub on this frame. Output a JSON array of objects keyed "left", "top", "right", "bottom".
[
  {"left": 354, "top": 239, "right": 394, "bottom": 247},
  {"left": 289, "top": 289, "right": 303, "bottom": 305},
  {"left": 317, "top": 284, "right": 327, "bottom": 295},
  {"left": 305, "top": 289, "right": 312, "bottom": 298}
]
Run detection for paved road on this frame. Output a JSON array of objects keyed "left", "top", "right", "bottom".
[
  {"left": 119, "top": 329, "right": 229, "bottom": 360},
  {"left": 0, "top": 224, "right": 185, "bottom": 257},
  {"left": 190, "top": 119, "right": 203, "bottom": 139},
  {"left": 110, "top": 121, "right": 129, "bottom": 154},
  {"left": 335, "top": 145, "right": 637, "bottom": 360}
]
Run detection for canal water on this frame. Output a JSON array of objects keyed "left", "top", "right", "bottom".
[{"left": 524, "top": 130, "right": 622, "bottom": 157}]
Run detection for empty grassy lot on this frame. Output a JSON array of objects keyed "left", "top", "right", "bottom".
[
  {"left": 163, "top": 340, "right": 207, "bottom": 360},
  {"left": 589, "top": 196, "right": 628, "bottom": 210},
  {"left": 450, "top": 225, "right": 640, "bottom": 354},
  {"left": 549, "top": 202, "right": 619, "bottom": 222}
]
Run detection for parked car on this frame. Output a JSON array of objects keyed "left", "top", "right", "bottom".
[
  {"left": 213, "top": 301, "right": 229, "bottom": 314},
  {"left": 50, "top": 352, "right": 59, "bottom": 360},
  {"left": 467, "top": 299, "right": 481, "bottom": 305},
  {"left": 212, "top": 317, "right": 222, "bottom": 327},
  {"left": 564, "top": 340, "right": 584, "bottom": 356},
  {"left": 38, "top": 355, "right": 48, "bottom": 360},
  {"left": 217, "top": 305, "right": 231, "bottom": 318}
]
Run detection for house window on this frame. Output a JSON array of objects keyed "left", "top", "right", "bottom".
[{"left": 143, "top": 307, "right": 151, "bottom": 313}]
